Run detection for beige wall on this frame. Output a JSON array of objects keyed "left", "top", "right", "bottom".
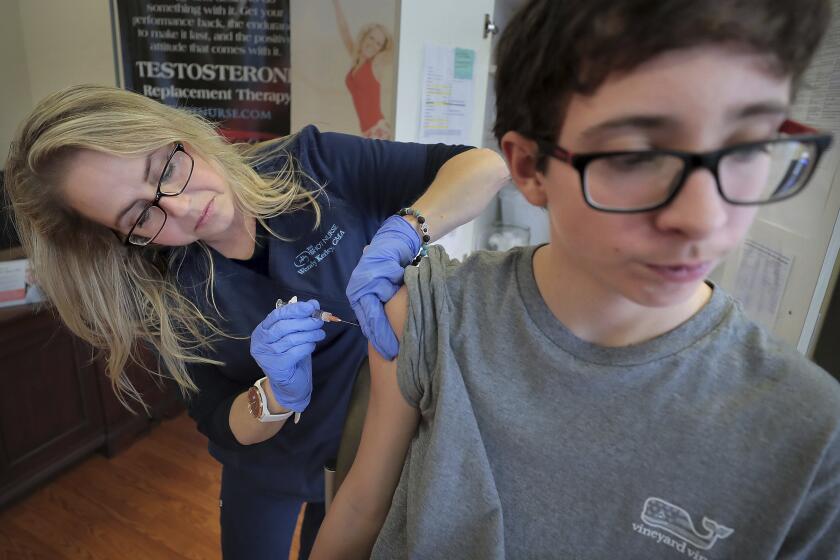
[
  {"left": 0, "top": 0, "right": 33, "bottom": 162},
  {"left": 1, "top": 0, "right": 116, "bottom": 162}
]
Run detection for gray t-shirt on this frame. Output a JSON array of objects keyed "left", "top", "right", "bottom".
[{"left": 372, "top": 245, "right": 840, "bottom": 560}]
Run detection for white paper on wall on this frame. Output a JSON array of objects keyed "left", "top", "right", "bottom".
[
  {"left": 731, "top": 239, "right": 795, "bottom": 330},
  {"left": 418, "top": 43, "right": 475, "bottom": 145}
]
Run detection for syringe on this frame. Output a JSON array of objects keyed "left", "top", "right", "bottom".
[{"left": 275, "top": 297, "right": 359, "bottom": 327}]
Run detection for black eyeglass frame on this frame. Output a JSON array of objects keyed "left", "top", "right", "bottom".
[
  {"left": 535, "top": 119, "right": 834, "bottom": 214},
  {"left": 123, "top": 143, "right": 194, "bottom": 246}
]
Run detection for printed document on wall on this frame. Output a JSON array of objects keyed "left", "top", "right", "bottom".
[
  {"left": 732, "top": 239, "right": 794, "bottom": 330},
  {"left": 419, "top": 44, "right": 475, "bottom": 145}
]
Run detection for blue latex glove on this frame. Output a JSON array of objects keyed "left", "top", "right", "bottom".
[
  {"left": 346, "top": 215, "right": 421, "bottom": 361},
  {"left": 250, "top": 298, "right": 326, "bottom": 413}
]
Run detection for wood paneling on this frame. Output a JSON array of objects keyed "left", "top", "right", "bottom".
[
  {"left": 0, "top": 312, "right": 104, "bottom": 507},
  {"left": 0, "top": 304, "right": 185, "bottom": 509}
]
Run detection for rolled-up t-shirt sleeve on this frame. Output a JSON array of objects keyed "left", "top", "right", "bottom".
[{"left": 395, "top": 246, "right": 454, "bottom": 414}]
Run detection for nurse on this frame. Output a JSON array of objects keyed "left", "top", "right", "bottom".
[{"left": 4, "top": 84, "right": 507, "bottom": 559}]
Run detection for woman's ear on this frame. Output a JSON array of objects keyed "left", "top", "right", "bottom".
[{"left": 500, "top": 131, "right": 548, "bottom": 208}]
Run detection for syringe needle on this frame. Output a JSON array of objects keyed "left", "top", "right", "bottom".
[
  {"left": 320, "top": 311, "right": 359, "bottom": 327},
  {"left": 276, "top": 298, "right": 359, "bottom": 327}
]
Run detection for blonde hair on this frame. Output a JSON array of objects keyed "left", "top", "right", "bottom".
[
  {"left": 353, "top": 23, "right": 394, "bottom": 67},
  {"left": 4, "top": 84, "right": 320, "bottom": 408}
]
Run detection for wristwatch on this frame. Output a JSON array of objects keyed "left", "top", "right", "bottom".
[{"left": 247, "top": 377, "right": 301, "bottom": 424}]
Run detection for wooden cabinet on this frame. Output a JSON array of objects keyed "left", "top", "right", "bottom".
[
  {"left": 0, "top": 304, "right": 183, "bottom": 509},
  {"left": 0, "top": 308, "right": 104, "bottom": 508},
  {"left": 95, "top": 347, "right": 184, "bottom": 458}
]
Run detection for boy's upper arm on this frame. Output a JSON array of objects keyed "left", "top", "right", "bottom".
[
  {"left": 335, "top": 285, "right": 418, "bottom": 518},
  {"left": 367, "top": 286, "right": 412, "bottom": 421}
]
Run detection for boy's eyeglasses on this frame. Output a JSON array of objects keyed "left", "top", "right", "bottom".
[
  {"left": 124, "top": 143, "right": 194, "bottom": 246},
  {"left": 537, "top": 120, "right": 833, "bottom": 213}
]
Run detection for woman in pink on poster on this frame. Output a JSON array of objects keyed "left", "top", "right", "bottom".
[{"left": 333, "top": 0, "right": 394, "bottom": 140}]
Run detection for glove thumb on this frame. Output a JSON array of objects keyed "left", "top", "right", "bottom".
[{"left": 360, "top": 293, "right": 399, "bottom": 361}]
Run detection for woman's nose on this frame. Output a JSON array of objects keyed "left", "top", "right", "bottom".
[
  {"left": 654, "top": 168, "right": 728, "bottom": 238},
  {"left": 157, "top": 194, "right": 191, "bottom": 218}
]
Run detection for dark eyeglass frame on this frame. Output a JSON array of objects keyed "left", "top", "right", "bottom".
[
  {"left": 535, "top": 119, "right": 834, "bottom": 214},
  {"left": 123, "top": 143, "right": 194, "bottom": 246}
]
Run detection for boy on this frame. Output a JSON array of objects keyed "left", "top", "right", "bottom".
[{"left": 312, "top": 0, "right": 840, "bottom": 558}]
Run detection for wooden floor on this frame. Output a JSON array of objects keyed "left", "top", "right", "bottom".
[{"left": 0, "top": 413, "right": 302, "bottom": 559}]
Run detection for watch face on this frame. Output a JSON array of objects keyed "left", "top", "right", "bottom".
[{"left": 247, "top": 386, "right": 263, "bottom": 418}]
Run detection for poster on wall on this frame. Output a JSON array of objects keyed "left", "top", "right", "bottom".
[
  {"left": 291, "top": 0, "right": 397, "bottom": 138},
  {"left": 113, "top": 0, "right": 290, "bottom": 141}
]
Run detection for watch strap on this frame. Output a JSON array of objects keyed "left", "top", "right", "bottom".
[{"left": 250, "top": 377, "right": 301, "bottom": 424}]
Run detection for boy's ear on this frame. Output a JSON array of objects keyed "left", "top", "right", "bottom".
[{"left": 500, "top": 131, "right": 548, "bottom": 207}]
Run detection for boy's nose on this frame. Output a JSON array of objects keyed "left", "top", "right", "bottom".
[
  {"left": 654, "top": 168, "right": 727, "bottom": 238},
  {"left": 158, "top": 194, "right": 192, "bottom": 218}
]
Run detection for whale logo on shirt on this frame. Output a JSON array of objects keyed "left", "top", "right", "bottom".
[{"left": 641, "top": 497, "right": 734, "bottom": 551}]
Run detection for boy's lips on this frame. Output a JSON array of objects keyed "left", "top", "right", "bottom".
[
  {"left": 645, "top": 261, "right": 713, "bottom": 283},
  {"left": 195, "top": 197, "right": 215, "bottom": 231}
]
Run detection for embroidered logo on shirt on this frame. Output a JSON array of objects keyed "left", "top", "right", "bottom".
[
  {"left": 632, "top": 497, "right": 733, "bottom": 559},
  {"left": 293, "top": 224, "right": 346, "bottom": 275}
]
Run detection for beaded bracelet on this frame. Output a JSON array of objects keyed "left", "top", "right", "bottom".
[{"left": 398, "top": 207, "right": 430, "bottom": 266}]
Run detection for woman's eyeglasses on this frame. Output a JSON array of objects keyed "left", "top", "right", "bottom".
[{"left": 124, "top": 143, "right": 194, "bottom": 246}]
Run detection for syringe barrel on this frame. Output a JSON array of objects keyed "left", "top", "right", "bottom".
[{"left": 276, "top": 299, "right": 333, "bottom": 322}]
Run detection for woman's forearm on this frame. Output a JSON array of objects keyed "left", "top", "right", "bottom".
[
  {"left": 411, "top": 147, "right": 509, "bottom": 240},
  {"left": 229, "top": 382, "right": 290, "bottom": 445}
]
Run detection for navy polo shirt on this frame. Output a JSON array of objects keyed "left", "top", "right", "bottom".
[{"left": 176, "top": 126, "right": 471, "bottom": 500}]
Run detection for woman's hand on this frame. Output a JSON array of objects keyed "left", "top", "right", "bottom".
[
  {"left": 250, "top": 298, "right": 326, "bottom": 413},
  {"left": 346, "top": 216, "right": 420, "bottom": 361}
]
